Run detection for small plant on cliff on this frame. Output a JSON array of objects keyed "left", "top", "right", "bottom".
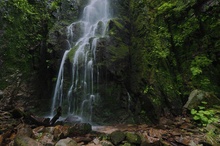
[{"left": 191, "top": 101, "right": 218, "bottom": 126}]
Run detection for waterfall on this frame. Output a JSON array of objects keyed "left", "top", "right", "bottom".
[{"left": 51, "top": 0, "right": 111, "bottom": 122}]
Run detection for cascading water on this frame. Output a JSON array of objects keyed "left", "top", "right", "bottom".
[{"left": 51, "top": 0, "right": 111, "bottom": 122}]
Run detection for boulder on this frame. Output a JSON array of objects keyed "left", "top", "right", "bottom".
[
  {"left": 72, "top": 136, "right": 92, "bottom": 143},
  {"left": 45, "top": 127, "right": 55, "bottom": 133},
  {"left": 38, "top": 132, "right": 55, "bottom": 146},
  {"left": 32, "top": 126, "right": 45, "bottom": 139},
  {"left": 14, "top": 136, "right": 43, "bottom": 146},
  {"left": 125, "top": 132, "right": 142, "bottom": 144},
  {"left": 55, "top": 137, "right": 77, "bottom": 146},
  {"left": 68, "top": 123, "right": 92, "bottom": 136},
  {"left": 16, "top": 124, "right": 33, "bottom": 137},
  {"left": 184, "top": 89, "right": 220, "bottom": 110},
  {"left": 33, "top": 126, "right": 45, "bottom": 134},
  {"left": 110, "top": 130, "right": 125, "bottom": 145},
  {"left": 100, "top": 140, "right": 114, "bottom": 146},
  {"left": 53, "top": 125, "right": 67, "bottom": 140},
  {"left": 64, "top": 115, "right": 82, "bottom": 124},
  {"left": 44, "top": 123, "right": 92, "bottom": 141}
]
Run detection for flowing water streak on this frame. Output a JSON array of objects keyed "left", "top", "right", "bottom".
[{"left": 51, "top": 0, "right": 111, "bottom": 122}]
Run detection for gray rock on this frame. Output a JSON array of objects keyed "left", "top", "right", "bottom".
[
  {"left": 64, "top": 115, "right": 82, "bottom": 124},
  {"left": 55, "top": 137, "right": 77, "bottom": 146},
  {"left": 184, "top": 89, "right": 220, "bottom": 110},
  {"left": 38, "top": 132, "right": 55, "bottom": 146},
  {"left": 14, "top": 136, "right": 43, "bottom": 146},
  {"left": 68, "top": 123, "right": 92, "bottom": 135},
  {"left": 16, "top": 124, "right": 33, "bottom": 137}
]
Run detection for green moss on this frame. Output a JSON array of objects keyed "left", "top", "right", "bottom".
[
  {"left": 68, "top": 45, "right": 78, "bottom": 62},
  {"left": 108, "top": 18, "right": 129, "bottom": 37},
  {"left": 125, "top": 132, "right": 141, "bottom": 144},
  {"left": 112, "top": 19, "right": 124, "bottom": 30},
  {"left": 108, "top": 44, "right": 129, "bottom": 61}
]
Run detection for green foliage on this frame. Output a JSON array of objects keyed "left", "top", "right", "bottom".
[
  {"left": 50, "top": 1, "right": 59, "bottom": 10},
  {"left": 190, "top": 56, "right": 212, "bottom": 76},
  {"left": 109, "top": 44, "right": 129, "bottom": 61},
  {"left": 158, "top": 2, "right": 176, "bottom": 14},
  {"left": 125, "top": 0, "right": 220, "bottom": 114},
  {"left": 0, "top": 0, "right": 61, "bottom": 89},
  {"left": 205, "top": 129, "right": 220, "bottom": 145},
  {"left": 191, "top": 102, "right": 218, "bottom": 126},
  {"left": 190, "top": 67, "right": 202, "bottom": 76},
  {"left": 112, "top": 19, "right": 124, "bottom": 30}
]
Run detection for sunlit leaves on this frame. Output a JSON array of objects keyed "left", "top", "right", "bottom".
[
  {"left": 190, "top": 67, "right": 202, "bottom": 76},
  {"left": 12, "top": 0, "right": 35, "bottom": 14},
  {"left": 158, "top": 2, "right": 176, "bottom": 14},
  {"left": 191, "top": 105, "right": 218, "bottom": 126},
  {"left": 190, "top": 56, "right": 212, "bottom": 76}
]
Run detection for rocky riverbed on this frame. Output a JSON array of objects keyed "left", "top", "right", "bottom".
[
  {"left": 0, "top": 109, "right": 219, "bottom": 146},
  {"left": 1, "top": 89, "right": 220, "bottom": 145}
]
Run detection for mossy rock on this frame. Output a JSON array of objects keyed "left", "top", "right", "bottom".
[
  {"left": 68, "top": 45, "right": 78, "bottom": 62},
  {"left": 14, "top": 136, "right": 43, "bottom": 146},
  {"left": 125, "top": 132, "right": 141, "bottom": 144},
  {"left": 108, "top": 18, "right": 128, "bottom": 33},
  {"left": 100, "top": 140, "right": 114, "bottom": 146},
  {"left": 68, "top": 123, "right": 92, "bottom": 135},
  {"left": 120, "top": 142, "right": 134, "bottom": 146},
  {"left": 110, "top": 130, "right": 125, "bottom": 145},
  {"left": 184, "top": 89, "right": 220, "bottom": 110},
  {"left": 95, "top": 21, "right": 105, "bottom": 36}
]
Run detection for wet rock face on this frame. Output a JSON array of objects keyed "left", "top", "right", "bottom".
[
  {"left": 47, "top": 0, "right": 80, "bottom": 76},
  {"left": 47, "top": 0, "right": 79, "bottom": 47},
  {"left": 60, "top": 0, "right": 79, "bottom": 21},
  {"left": 47, "top": 0, "right": 134, "bottom": 124}
]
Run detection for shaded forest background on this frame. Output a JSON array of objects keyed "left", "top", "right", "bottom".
[{"left": 0, "top": 0, "right": 219, "bottom": 123}]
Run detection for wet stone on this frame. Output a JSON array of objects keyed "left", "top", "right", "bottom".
[
  {"left": 125, "top": 132, "right": 142, "bottom": 144},
  {"left": 110, "top": 130, "right": 125, "bottom": 145},
  {"left": 55, "top": 137, "right": 77, "bottom": 146},
  {"left": 14, "top": 136, "right": 43, "bottom": 146}
]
